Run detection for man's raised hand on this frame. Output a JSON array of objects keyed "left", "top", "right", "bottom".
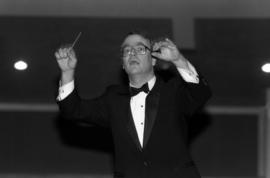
[
  {"left": 55, "top": 46, "right": 77, "bottom": 73},
  {"left": 151, "top": 38, "right": 189, "bottom": 69}
]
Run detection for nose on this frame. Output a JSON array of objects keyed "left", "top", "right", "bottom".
[{"left": 129, "top": 48, "right": 137, "bottom": 56}]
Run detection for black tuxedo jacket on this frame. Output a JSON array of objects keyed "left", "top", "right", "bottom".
[{"left": 58, "top": 73, "right": 211, "bottom": 178}]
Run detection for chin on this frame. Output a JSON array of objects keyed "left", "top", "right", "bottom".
[{"left": 127, "top": 68, "right": 142, "bottom": 75}]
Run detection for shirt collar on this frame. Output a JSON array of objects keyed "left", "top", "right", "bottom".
[
  {"left": 129, "top": 75, "right": 156, "bottom": 91},
  {"left": 148, "top": 76, "right": 156, "bottom": 91}
]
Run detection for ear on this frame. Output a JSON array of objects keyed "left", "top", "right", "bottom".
[
  {"left": 152, "top": 58, "right": 157, "bottom": 66},
  {"left": 121, "top": 59, "right": 125, "bottom": 69}
]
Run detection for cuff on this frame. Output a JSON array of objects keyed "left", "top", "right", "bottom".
[
  {"left": 57, "top": 80, "right": 75, "bottom": 101},
  {"left": 177, "top": 61, "right": 199, "bottom": 84}
]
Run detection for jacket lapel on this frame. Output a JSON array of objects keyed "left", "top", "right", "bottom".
[
  {"left": 143, "top": 78, "right": 162, "bottom": 148},
  {"left": 117, "top": 85, "right": 143, "bottom": 151},
  {"left": 117, "top": 78, "right": 162, "bottom": 150},
  {"left": 127, "top": 107, "right": 143, "bottom": 151}
]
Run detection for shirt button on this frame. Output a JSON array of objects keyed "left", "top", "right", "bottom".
[{"left": 141, "top": 122, "right": 143, "bottom": 125}]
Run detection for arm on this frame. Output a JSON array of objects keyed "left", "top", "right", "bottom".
[
  {"left": 151, "top": 38, "right": 198, "bottom": 81},
  {"left": 55, "top": 45, "right": 77, "bottom": 86},
  {"left": 176, "top": 73, "right": 211, "bottom": 117},
  {"left": 55, "top": 45, "right": 110, "bottom": 127},
  {"left": 152, "top": 38, "right": 211, "bottom": 116},
  {"left": 57, "top": 88, "right": 110, "bottom": 128}
]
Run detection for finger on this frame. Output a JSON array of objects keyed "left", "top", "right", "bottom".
[
  {"left": 58, "top": 48, "right": 66, "bottom": 58},
  {"left": 58, "top": 46, "right": 70, "bottom": 56},
  {"left": 67, "top": 49, "right": 76, "bottom": 60},
  {"left": 165, "top": 38, "right": 177, "bottom": 49},
  {"left": 63, "top": 48, "right": 70, "bottom": 56},
  {"left": 165, "top": 38, "right": 174, "bottom": 44},
  {"left": 167, "top": 45, "right": 177, "bottom": 50},
  {"left": 60, "top": 43, "right": 72, "bottom": 49},
  {"left": 55, "top": 52, "right": 61, "bottom": 59},
  {"left": 64, "top": 48, "right": 72, "bottom": 58},
  {"left": 160, "top": 41, "right": 171, "bottom": 48},
  {"left": 153, "top": 42, "right": 167, "bottom": 52},
  {"left": 67, "top": 47, "right": 75, "bottom": 55},
  {"left": 153, "top": 38, "right": 176, "bottom": 52},
  {"left": 151, "top": 52, "right": 162, "bottom": 59},
  {"left": 152, "top": 42, "right": 160, "bottom": 51}
]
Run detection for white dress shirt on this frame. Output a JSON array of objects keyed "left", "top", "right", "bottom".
[
  {"left": 57, "top": 61, "right": 199, "bottom": 147},
  {"left": 129, "top": 77, "right": 156, "bottom": 146}
]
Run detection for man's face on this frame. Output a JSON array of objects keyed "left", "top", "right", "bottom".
[{"left": 121, "top": 34, "right": 156, "bottom": 76}]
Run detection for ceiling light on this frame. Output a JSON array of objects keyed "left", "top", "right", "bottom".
[{"left": 14, "top": 60, "right": 28, "bottom": 71}]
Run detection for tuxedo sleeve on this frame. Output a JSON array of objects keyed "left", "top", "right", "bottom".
[
  {"left": 57, "top": 88, "right": 110, "bottom": 128},
  {"left": 173, "top": 71, "right": 212, "bottom": 117}
]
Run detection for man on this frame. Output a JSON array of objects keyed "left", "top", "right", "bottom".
[{"left": 55, "top": 32, "right": 211, "bottom": 178}]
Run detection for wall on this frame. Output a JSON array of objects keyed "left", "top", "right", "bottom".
[{"left": 1, "top": 0, "right": 270, "bottom": 48}]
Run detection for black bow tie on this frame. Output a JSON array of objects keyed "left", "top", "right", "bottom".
[{"left": 130, "top": 83, "right": 149, "bottom": 96}]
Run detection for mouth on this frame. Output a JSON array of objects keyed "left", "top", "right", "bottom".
[{"left": 129, "top": 60, "right": 140, "bottom": 65}]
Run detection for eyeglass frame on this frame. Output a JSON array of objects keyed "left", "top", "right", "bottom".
[{"left": 121, "top": 44, "right": 152, "bottom": 57}]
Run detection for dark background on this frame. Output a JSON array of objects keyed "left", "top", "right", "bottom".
[{"left": 0, "top": 17, "right": 265, "bottom": 177}]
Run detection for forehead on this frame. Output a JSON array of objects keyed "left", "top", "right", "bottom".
[{"left": 121, "top": 34, "right": 150, "bottom": 47}]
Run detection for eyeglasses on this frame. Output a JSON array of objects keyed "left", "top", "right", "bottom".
[{"left": 122, "top": 45, "right": 151, "bottom": 57}]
